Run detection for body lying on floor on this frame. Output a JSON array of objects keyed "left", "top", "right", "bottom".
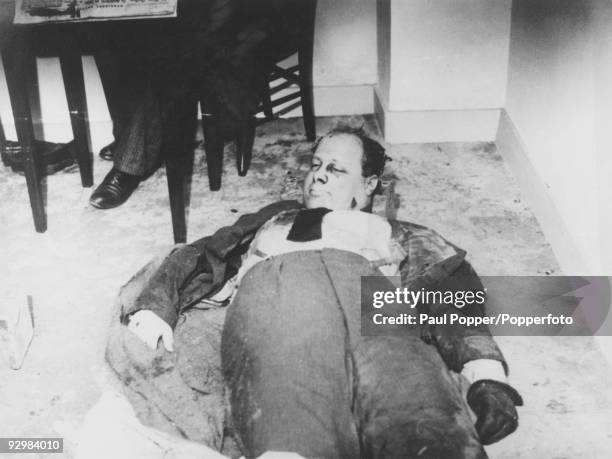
[{"left": 106, "top": 127, "right": 523, "bottom": 459}]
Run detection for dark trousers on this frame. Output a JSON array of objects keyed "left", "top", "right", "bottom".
[
  {"left": 96, "top": 47, "right": 163, "bottom": 177},
  {"left": 93, "top": 0, "right": 313, "bottom": 178},
  {"left": 93, "top": 0, "right": 239, "bottom": 178},
  {"left": 222, "top": 250, "right": 487, "bottom": 459}
]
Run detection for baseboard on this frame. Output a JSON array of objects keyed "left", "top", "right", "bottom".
[
  {"left": 313, "top": 84, "right": 375, "bottom": 116},
  {"left": 374, "top": 88, "right": 500, "bottom": 144},
  {"left": 17, "top": 120, "right": 114, "bottom": 155},
  {"left": 268, "top": 84, "right": 375, "bottom": 118},
  {"left": 495, "top": 109, "right": 589, "bottom": 275},
  {"left": 1, "top": 84, "right": 375, "bottom": 145}
]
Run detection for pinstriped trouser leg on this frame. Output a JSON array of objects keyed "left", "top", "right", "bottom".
[{"left": 113, "top": 80, "right": 163, "bottom": 177}]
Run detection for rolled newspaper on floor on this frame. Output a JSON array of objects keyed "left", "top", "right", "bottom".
[{"left": 0, "top": 294, "right": 34, "bottom": 370}]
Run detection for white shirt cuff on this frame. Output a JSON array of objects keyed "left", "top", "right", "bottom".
[{"left": 461, "top": 359, "right": 507, "bottom": 384}]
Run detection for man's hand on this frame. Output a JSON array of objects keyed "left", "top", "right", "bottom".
[
  {"left": 127, "top": 310, "right": 174, "bottom": 352},
  {"left": 467, "top": 379, "right": 523, "bottom": 445}
]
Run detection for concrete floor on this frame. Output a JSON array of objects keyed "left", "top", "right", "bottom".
[{"left": 1, "top": 115, "right": 611, "bottom": 458}]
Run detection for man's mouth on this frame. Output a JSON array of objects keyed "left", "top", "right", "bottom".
[{"left": 308, "top": 188, "right": 328, "bottom": 196}]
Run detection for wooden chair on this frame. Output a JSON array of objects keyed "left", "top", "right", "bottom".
[
  {"left": 166, "top": 0, "right": 317, "bottom": 243},
  {"left": 232, "top": 32, "right": 317, "bottom": 178}
]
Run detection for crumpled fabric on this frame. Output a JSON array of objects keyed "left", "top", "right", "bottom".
[
  {"left": 105, "top": 201, "right": 507, "bottom": 452},
  {"left": 105, "top": 247, "right": 228, "bottom": 450}
]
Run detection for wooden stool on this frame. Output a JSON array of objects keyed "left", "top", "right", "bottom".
[{"left": 0, "top": 16, "right": 93, "bottom": 233}]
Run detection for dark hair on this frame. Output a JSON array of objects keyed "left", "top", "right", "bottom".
[{"left": 314, "top": 126, "right": 388, "bottom": 178}]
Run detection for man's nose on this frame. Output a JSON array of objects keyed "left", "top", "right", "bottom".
[{"left": 313, "top": 168, "right": 328, "bottom": 184}]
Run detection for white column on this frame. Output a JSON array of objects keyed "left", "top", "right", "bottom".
[{"left": 376, "top": 0, "right": 512, "bottom": 143}]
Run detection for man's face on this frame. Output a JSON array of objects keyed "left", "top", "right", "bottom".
[{"left": 303, "top": 134, "right": 378, "bottom": 210}]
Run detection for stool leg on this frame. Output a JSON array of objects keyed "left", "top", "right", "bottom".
[
  {"left": 201, "top": 113, "right": 225, "bottom": 191},
  {"left": 166, "top": 152, "right": 187, "bottom": 244},
  {"left": 2, "top": 33, "right": 46, "bottom": 232},
  {"left": 59, "top": 39, "right": 93, "bottom": 188},
  {"left": 164, "top": 99, "right": 197, "bottom": 243},
  {"left": 235, "top": 117, "right": 255, "bottom": 177}
]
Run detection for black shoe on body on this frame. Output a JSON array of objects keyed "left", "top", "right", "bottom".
[
  {"left": 89, "top": 168, "right": 141, "bottom": 209},
  {"left": 99, "top": 142, "right": 115, "bottom": 161}
]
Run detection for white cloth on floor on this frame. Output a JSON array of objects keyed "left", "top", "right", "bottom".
[{"left": 76, "top": 390, "right": 225, "bottom": 459}]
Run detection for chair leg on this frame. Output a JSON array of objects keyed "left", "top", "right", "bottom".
[
  {"left": 235, "top": 117, "right": 255, "bottom": 177},
  {"left": 298, "top": 0, "right": 318, "bottom": 142},
  {"left": 201, "top": 114, "right": 225, "bottom": 191},
  {"left": 2, "top": 33, "right": 46, "bottom": 232},
  {"left": 166, "top": 151, "right": 187, "bottom": 244},
  {"left": 0, "top": 109, "right": 6, "bottom": 147},
  {"left": 59, "top": 38, "right": 93, "bottom": 188},
  {"left": 164, "top": 99, "right": 197, "bottom": 244},
  {"left": 261, "top": 84, "right": 274, "bottom": 120},
  {"left": 298, "top": 47, "right": 316, "bottom": 142},
  {"left": 298, "top": 52, "right": 317, "bottom": 142}
]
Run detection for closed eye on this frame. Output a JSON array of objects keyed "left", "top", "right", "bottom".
[{"left": 328, "top": 164, "right": 346, "bottom": 174}]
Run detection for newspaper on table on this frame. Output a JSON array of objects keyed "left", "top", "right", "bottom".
[{"left": 14, "top": 0, "right": 177, "bottom": 24}]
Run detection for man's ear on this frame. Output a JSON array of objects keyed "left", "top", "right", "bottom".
[{"left": 364, "top": 175, "right": 379, "bottom": 197}]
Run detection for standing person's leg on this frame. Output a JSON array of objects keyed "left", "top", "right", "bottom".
[
  {"left": 93, "top": 21, "right": 147, "bottom": 160},
  {"left": 89, "top": 77, "right": 162, "bottom": 209},
  {"left": 221, "top": 252, "right": 360, "bottom": 459},
  {"left": 95, "top": 45, "right": 125, "bottom": 154},
  {"left": 90, "top": 25, "right": 164, "bottom": 210},
  {"left": 111, "top": 79, "right": 162, "bottom": 178}
]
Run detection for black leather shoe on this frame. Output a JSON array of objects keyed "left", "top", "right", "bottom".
[
  {"left": 99, "top": 142, "right": 115, "bottom": 161},
  {"left": 89, "top": 168, "right": 141, "bottom": 209}
]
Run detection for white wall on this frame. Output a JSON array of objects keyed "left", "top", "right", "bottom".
[
  {"left": 0, "top": 55, "right": 112, "bottom": 149},
  {"left": 375, "top": 0, "right": 511, "bottom": 143},
  {"left": 376, "top": 0, "right": 391, "bottom": 106},
  {"left": 0, "top": 0, "right": 378, "bottom": 144},
  {"left": 505, "top": 0, "right": 612, "bottom": 274},
  {"left": 313, "top": 0, "right": 377, "bottom": 87},
  {"left": 386, "top": 0, "right": 511, "bottom": 111}
]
